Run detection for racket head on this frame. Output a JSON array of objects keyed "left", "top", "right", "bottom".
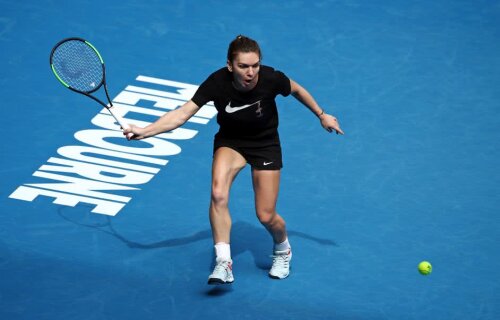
[{"left": 50, "top": 37, "right": 105, "bottom": 94}]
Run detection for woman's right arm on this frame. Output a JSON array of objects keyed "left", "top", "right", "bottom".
[{"left": 123, "top": 100, "right": 201, "bottom": 140}]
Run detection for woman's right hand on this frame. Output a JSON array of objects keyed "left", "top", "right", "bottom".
[{"left": 123, "top": 124, "right": 147, "bottom": 140}]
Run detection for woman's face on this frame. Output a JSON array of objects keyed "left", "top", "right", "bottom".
[{"left": 227, "top": 51, "right": 260, "bottom": 91}]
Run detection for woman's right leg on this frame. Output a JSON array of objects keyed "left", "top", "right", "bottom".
[
  {"left": 209, "top": 147, "right": 247, "bottom": 244},
  {"left": 208, "top": 147, "right": 246, "bottom": 285}
]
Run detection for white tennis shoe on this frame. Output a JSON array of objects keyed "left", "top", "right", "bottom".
[
  {"left": 269, "top": 248, "right": 292, "bottom": 279},
  {"left": 208, "top": 258, "right": 234, "bottom": 285}
]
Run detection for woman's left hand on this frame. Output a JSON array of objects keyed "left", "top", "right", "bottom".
[{"left": 320, "top": 114, "right": 344, "bottom": 135}]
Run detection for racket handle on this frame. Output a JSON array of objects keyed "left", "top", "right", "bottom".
[{"left": 107, "top": 106, "right": 134, "bottom": 139}]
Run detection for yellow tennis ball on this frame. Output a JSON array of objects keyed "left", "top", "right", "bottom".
[{"left": 418, "top": 261, "right": 432, "bottom": 275}]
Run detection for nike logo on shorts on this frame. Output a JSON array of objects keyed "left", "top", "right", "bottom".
[{"left": 225, "top": 100, "right": 261, "bottom": 113}]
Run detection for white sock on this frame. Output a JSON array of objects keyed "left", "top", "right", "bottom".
[
  {"left": 274, "top": 238, "right": 291, "bottom": 252},
  {"left": 214, "top": 242, "right": 231, "bottom": 261}
]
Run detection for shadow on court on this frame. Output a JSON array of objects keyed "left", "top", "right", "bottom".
[{"left": 57, "top": 207, "right": 338, "bottom": 272}]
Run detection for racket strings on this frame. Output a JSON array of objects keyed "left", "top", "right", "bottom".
[{"left": 52, "top": 40, "right": 104, "bottom": 92}]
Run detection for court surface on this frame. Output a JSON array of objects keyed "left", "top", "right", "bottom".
[{"left": 1, "top": 1, "right": 499, "bottom": 319}]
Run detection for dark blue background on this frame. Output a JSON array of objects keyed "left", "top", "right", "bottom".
[{"left": 1, "top": 1, "right": 499, "bottom": 319}]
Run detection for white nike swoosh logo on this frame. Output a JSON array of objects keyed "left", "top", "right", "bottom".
[{"left": 225, "top": 100, "right": 261, "bottom": 113}]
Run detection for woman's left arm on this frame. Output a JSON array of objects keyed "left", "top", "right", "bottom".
[{"left": 290, "top": 79, "right": 344, "bottom": 135}]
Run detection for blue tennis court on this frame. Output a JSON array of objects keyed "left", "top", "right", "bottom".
[{"left": 1, "top": 1, "right": 499, "bottom": 319}]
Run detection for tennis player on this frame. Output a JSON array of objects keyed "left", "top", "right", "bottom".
[{"left": 123, "top": 35, "right": 343, "bottom": 284}]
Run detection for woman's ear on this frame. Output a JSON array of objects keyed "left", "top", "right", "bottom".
[{"left": 227, "top": 60, "right": 233, "bottom": 72}]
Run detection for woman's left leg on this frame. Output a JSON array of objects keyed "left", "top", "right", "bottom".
[
  {"left": 252, "top": 168, "right": 292, "bottom": 279},
  {"left": 251, "top": 169, "right": 287, "bottom": 242}
]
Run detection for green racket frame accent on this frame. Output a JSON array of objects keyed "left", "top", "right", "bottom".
[
  {"left": 84, "top": 40, "right": 104, "bottom": 64},
  {"left": 51, "top": 63, "right": 70, "bottom": 87}
]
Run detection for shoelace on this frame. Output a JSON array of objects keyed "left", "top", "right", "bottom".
[
  {"left": 213, "top": 261, "right": 231, "bottom": 274},
  {"left": 270, "top": 254, "right": 290, "bottom": 269}
]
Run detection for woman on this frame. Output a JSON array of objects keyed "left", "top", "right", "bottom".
[{"left": 123, "top": 35, "right": 344, "bottom": 284}]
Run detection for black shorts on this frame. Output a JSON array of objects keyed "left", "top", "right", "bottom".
[{"left": 213, "top": 139, "right": 283, "bottom": 170}]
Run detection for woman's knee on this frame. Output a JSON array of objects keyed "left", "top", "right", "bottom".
[
  {"left": 256, "top": 208, "right": 277, "bottom": 226},
  {"left": 211, "top": 186, "right": 229, "bottom": 208}
]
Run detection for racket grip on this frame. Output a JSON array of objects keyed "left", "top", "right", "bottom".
[{"left": 107, "top": 106, "right": 134, "bottom": 139}]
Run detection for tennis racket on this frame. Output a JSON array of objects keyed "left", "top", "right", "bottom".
[{"left": 50, "top": 37, "right": 132, "bottom": 137}]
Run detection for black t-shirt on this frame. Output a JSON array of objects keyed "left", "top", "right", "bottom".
[{"left": 192, "top": 65, "right": 291, "bottom": 147}]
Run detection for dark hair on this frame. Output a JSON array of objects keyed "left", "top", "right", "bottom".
[{"left": 227, "top": 35, "right": 262, "bottom": 62}]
